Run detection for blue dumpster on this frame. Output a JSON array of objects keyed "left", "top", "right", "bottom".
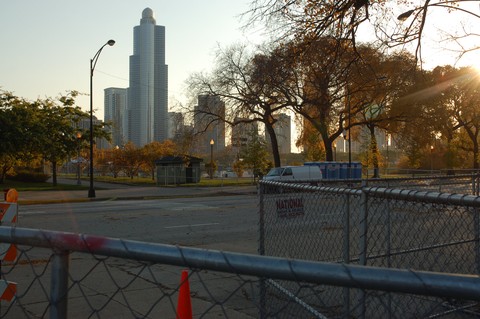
[
  {"left": 352, "top": 162, "right": 362, "bottom": 179},
  {"left": 339, "top": 162, "right": 348, "bottom": 179},
  {"left": 326, "top": 162, "right": 339, "bottom": 179}
]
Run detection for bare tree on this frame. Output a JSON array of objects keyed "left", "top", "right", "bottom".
[
  {"left": 187, "top": 43, "right": 292, "bottom": 167},
  {"left": 245, "top": 0, "right": 480, "bottom": 63}
]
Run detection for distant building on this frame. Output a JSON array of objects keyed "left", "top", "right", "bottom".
[
  {"left": 168, "top": 112, "right": 184, "bottom": 140},
  {"left": 77, "top": 116, "right": 108, "bottom": 149},
  {"left": 104, "top": 87, "right": 127, "bottom": 147},
  {"left": 267, "top": 113, "right": 291, "bottom": 154},
  {"left": 193, "top": 95, "right": 226, "bottom": 154},
  {"left": 231, "top": 117, "right": 259, "bottom": 154},
  {"left": 127, "top": 7, "right": 168, "bottom": 146}
]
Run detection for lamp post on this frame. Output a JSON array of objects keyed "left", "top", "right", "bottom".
[
  {"left": 76, "top": 132, "right": 82, "bottom": 185},
  {"left": 210, "top": 139, "right": 215, "bottom": 179},
  {"left": 345, "top": 85, "right": 352, "bottom": 179},
  {"left": 89, "top": 39, "right": 115, "bottom": 198},
  {"left": 386, "top": 132, "right": 390, "bottom": 175}
]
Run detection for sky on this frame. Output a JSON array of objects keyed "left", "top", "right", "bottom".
[
  {"left": 0, "top": 0, "right": 262, "bottom": 119},
  {"left": 1, "top": 1, "right": 479, "bottom": 152}
]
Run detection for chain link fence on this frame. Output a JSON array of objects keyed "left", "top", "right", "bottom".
[
  {"left": 259, "top": 174, "right": 480, "bottom": 318},
  {"left": 1, "top": 227, "right": 480, "bottom": 319},
  {"left": 1, "top": 175, "right": 480, "bottom": 318},
  {"left": 315, "top": 174, "right": 479, "bottom": 195}
]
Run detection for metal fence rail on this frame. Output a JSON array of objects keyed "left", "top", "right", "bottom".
[
  {"left": 315, "top": 173, "right": 480, "bottom": 195},
  {"left": 258, "top": 178, "right": 480, "bottom": 318},
  {"left": 1, "top": 226, "right": 480, "bottom": 319}
]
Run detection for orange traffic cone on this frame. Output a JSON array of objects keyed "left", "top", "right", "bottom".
[{"left": 176, "top": 270, "right": 192, "bottom": 319}]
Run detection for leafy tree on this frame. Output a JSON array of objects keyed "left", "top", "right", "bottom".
[
  {"left": 121, "top": 142, "right": 143, "bottom": 179},
  {"left": 39, "top": 91, "right": 90, "bottom": 186},
  {"left": 0, "top": 92, "right": 31, "bottom": 182},
  {"left": 142, "top": 140, "right": 176, "bottom": 180},
  {"left": 232, "top": 159, "right": 246, "bottom": 178},
  {"left": 439, "top": 67, "right": 480, "bottom": 168},
  {"left": 97, "top": 147, "right": 124, "bottom": 178},
  {"left": 238, "top": 135, "right": 273, "bottom": 181}
]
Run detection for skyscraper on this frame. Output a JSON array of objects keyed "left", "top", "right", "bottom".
[
  {"left": 104, "top": 87, "right": 127, "bottom": 147},
  {"left": 127, "top": 8, "right": 168, "bottom": 146},
  {"left": 193, "top": 95, "right": 226, "bottom": 154}
]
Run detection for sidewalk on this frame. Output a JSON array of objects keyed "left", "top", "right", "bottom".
[{"left": 15, "top": 179, "right": 258, "bottom": 205}]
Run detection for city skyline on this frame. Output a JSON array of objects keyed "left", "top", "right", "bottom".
[{"left": 1, "top": 1, "right": 262, "bottom": 121}]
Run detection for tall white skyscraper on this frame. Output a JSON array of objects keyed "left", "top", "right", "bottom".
[
  {"left": 127, "top": 8, "right": 168, "bottom": 146},
  {"left": 104, "top": 87, "right": 127, "bottom": 147}
]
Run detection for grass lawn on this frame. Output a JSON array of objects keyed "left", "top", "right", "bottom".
[
  {"left": 1, "top": 179, "right": 89, "bottom": 191},
  {"left": 1, "top": 175, "right": 257, "bottom": 192}
]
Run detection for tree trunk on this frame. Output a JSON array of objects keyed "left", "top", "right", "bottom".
[
  {"left": 265, "top": 124, "right": 282, "bottom": 167},
  {"left": 52, "top": 161, "right": 57, "bottom": 186},
  {"left": 324, "top": 139, "right": 334, "bottom": 161},
  {"left": 473, "top": 141, "right": 479, "bottom": 169}
]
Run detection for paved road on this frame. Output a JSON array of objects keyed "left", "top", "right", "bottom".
[
  {"left": 19, "top": 194, "right": 259, "bottom": 253},
  {"left": 3, "top": 182, "right": 263, "bottom": 318}
]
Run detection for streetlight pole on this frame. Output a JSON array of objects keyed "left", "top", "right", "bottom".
[
  {"left": 76, "top": 132, "right": 82, "bottom": 185},
  {"left": 89, "top": 39, "right": 115, "bottom": 198},
  {"left": 210, "top": 139, "right": 215, "bottom": 179},
  {"left": 386, "top": 132, "right": 390, "bottom": 175}
]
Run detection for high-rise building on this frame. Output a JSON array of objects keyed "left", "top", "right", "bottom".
[
  {"left": 127, "top": 7, "right": 168, "bottom": 146},
  {"left": 193, "top": 95, "right": 225, "bottom": 154},
  {"left": 168, "top": 112, "right": 184, "bottom": 140},
  {"left": 104, "top": 87, "right": 127, "bottom": 147},
  {"left": 231, "top": 117, "right": 258, "bottom": 154}
]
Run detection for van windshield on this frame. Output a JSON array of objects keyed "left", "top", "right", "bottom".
[{"left": 266, "top": 168, "right": 284, "bottom": 177}]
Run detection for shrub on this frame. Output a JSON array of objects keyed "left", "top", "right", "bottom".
[{"left": 7, "top": 171, "right": 50, "bottom": 183}]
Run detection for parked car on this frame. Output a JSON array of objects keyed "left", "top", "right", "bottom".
[{"left": 263, "top": 166, "right": 323, "bottom": 182}]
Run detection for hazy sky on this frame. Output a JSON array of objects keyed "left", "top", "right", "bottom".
[
  {"left": 1, "top": 0, "right": 262, "bottom": 119},
  {"left": 2, "top": 1, "right": 478, "bottom": 122}
]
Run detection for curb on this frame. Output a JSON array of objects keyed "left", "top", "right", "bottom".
[{"left": 18, "top": 190, "right": 258, "bottom": 206}]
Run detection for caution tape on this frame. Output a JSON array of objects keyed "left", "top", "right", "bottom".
[
  {"left": 0, "top": 203, "right": 18, "bottom": 225},
  {"left": 0, "top": 189, "right": 18, "bottom": 301},
  {"left": 0, "top": 280, "right": 16, "bottom": 302}
]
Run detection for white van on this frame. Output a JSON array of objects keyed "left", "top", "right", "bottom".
[{"left": 264, "top": 166, "right": 323, "bottom": 181}]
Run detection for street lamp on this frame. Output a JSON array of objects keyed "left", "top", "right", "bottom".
[
  {"left": 210, "top": 139, "right": 215, "bottom": 179},
  {"left": 89, "top": 39, "right": 115, "bottom": 198},
  {"left": 345, "top": 85, "right": 352, "bottom": 179},
  {"left": 386, "top": 132, "right": 390, "bottom": 174},
  {"left": 76, "top": 132, "right": 82, "bottom": 185}
]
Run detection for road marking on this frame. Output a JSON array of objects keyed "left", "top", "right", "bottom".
[{"left": 164, "top": 222, "right": 220, "bottom": 229}]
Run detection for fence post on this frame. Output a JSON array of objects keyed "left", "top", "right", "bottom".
[
  {"left": 472, "top": 174, "right": 475, "bottom": 196},
  {"left": 50, "top": 250, "right": 69, "bottom": 319},
  {"left": 386, "top": 197, "right": 393, "bottom": 318},
  {"left": 258, "top": 182, "right": 266, "bottom": 318},
  {"left": 472, "top": 174, "right": 479, "bottom": 196},
  {"left": 358, "top": 189, "right": 369, "bottom": 319},
  {"left": 342, "top": 191, "right": 350, "bottom": 318}
]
